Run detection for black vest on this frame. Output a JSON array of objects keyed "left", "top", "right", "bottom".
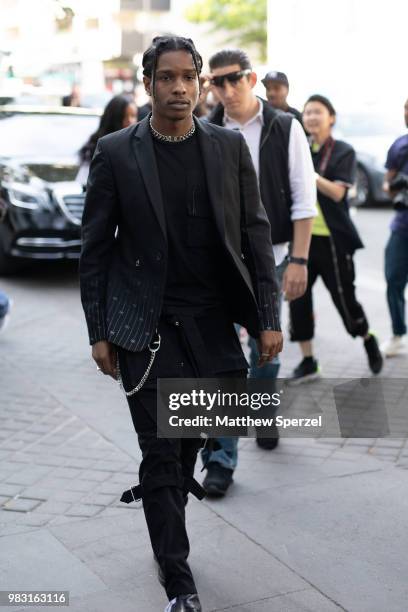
[{"left": 208, "top": 98, "right": 294, "bottom": 244}]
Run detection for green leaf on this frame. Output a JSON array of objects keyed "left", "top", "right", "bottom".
[{"left": 185, "top": 0, "right": 267, "bottom": 62}]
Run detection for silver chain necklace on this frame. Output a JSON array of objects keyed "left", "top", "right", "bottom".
[{"left": 149, "top": 117, "right": 195, "bottom": 143}]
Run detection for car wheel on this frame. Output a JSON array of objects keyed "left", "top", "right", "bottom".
[{"left": 352, "top": 165, "right": 372, "bottom": 207}]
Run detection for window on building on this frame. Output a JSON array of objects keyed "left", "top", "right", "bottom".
[
  {"left": 86, "top": 18, "right": 99, "bottom": 30},
  {"left": 151, "top": 0, "right": 170, "bottom": 9},
  {"left": 6, "top": 27, "right": 20, "bottom": 40},
  {"left": 122, "top": 31, "right": 145, "bottom": 56},
  {"left": 121, "top": 0, "right": 143, "bottom": 9},
  {"left": 120, "top": 0, "right": 170, "bottom": 9},
  {"left": 55, "top": 7, "right": 74, "bottom": 32}
]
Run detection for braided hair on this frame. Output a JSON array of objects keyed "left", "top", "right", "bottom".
[{"left": 142, "top": 36, "right": 203, "bottom": 97}]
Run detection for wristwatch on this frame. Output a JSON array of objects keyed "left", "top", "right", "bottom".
[{"left": 287, "top": 256, "right": 308, "bottom": 266}]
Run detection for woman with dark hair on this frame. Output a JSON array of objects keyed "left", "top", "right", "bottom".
[
  {"left": 76, "top": 94, "right": 137, "bottom": 184},
  {"left": 288, "top": 94, "right": 383, "bottom": 382}
]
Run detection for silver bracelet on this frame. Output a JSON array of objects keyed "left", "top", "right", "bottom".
[{"left": 116, "top": 333, "right": 161, "bottom": 397}]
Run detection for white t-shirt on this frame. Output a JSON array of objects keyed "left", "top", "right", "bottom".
[{"left": 224, "top": 99, "right": 317, "bottom": 265}]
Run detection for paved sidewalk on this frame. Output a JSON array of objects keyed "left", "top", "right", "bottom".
[{"left": 1, "top": 209, "right": 408, "bottom": 611}]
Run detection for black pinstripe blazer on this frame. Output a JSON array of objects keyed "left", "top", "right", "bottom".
[{"left": 79, "top": 115, "right": 280, "bottom": 352}]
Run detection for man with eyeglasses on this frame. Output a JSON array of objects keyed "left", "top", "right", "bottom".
[{"left": 201, "top": 48, "right": 317, "bottom": 497}]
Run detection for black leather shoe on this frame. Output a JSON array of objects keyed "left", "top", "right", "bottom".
[
  {"left": 364, "top": 333, "right": 383, "bottom": 374},
  {"left": 153, "top": 554, "right": 165, "bottom": 587},
  {"left": 202, "top": 462, "right": 233, "bottom": 497},
  {"left": 256, "top": 422, "right": 279, "bottom": 450},
  {"left": 166, "top": 594, "right": 202, "bottom": 611}
]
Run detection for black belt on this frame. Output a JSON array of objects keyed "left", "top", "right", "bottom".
[{"left": 120, "top": 475, "right": 206, "bottom": 504}]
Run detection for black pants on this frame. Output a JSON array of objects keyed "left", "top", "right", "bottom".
[
  {"left": 289, "top": 235, "right": 369, "bottom": 342},
  {"left": 117, "top": 315, "right": 245, "bottom": 600}
]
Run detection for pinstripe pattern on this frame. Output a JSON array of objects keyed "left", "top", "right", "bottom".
[
  {"left": 258, "top": 282, "right": 280, "bottom": 331},
  {"left": 82, "top": 257, "right": 163, "bottom": 351},
  {"left": 82, "top": 275, "right": 108, "bottom": 343},
  {"left": 102, "top": 272, "right": 162, "bottom": 351}
]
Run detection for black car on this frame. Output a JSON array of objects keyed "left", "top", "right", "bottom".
[
  {"left": 0, "top": 105, "right": 100, "bottom": 274},
  {"left": 334, "top": 111, "right": 401, "bottom": 207}
]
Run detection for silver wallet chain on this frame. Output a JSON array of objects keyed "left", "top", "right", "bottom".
[{"left": 116, "top": 332, "right": 161, "bottom": 397}]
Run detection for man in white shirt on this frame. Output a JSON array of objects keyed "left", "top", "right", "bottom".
[{"left": 202, "top": 48, "right": 317, "bottom": 497}]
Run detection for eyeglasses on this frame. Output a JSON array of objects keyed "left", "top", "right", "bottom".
[{"left": 210, "top": 69, "right": 251, "bottom": 88}]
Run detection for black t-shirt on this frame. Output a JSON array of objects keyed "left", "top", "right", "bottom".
[
  {"left": 153, "top": 132, "right": 226, "bottom": 309},
  {"left": 152, "top": 131, "right": 248, "bottom": 373},
  {"left": 311, "top": 139, "right": 363, "bottom": 253},
  {"left": 312, "top": 138, "right": 356, "bottom": 187}
]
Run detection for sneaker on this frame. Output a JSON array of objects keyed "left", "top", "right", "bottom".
[
  {"left": 381, "top": 335, "right": 407, "bottom": 358},
  {"left": 165, "top": 594, "right": 202, "bottom": 612},
  {"left": 364, "top": 333, "right": 383, "bottom": 374},
  {"left": 288, "top": 357, "right": 320, "bottom": 385},
  {"left": 202, "top": 463, "right": 233, "bottom": 497},
  {"left": 256, "top": 422, "right": 279, "bottom": 450}
]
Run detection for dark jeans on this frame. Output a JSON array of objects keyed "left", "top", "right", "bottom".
[
  {"left": 385, "top": 231, "right": 408, "bottom": 336},
  {"left": 201, "top": 258, "right": 287, "bottom": 471},
  {"left": 0, "top": 290, "right": 9, "bottom": 319},
  {"left": 289, "top": 235, "right": 369, "bottom": 342},
  {"left": 117, "top": 315, "right": 245, "bottom": 600}
]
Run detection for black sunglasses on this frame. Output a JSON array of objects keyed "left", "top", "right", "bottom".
[{"left": 210, "top": 69, "right": 251, "bottom": 88}]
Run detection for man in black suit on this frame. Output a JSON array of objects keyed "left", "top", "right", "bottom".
[{"left": 79, "top": 36, "right": 282, "bottom": 612}]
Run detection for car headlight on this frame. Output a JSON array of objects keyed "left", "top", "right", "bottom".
[{"left": 6, "top": 182, "right": 49, "bottom": 211}]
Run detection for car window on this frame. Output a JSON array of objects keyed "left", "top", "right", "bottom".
[
  {"left": 0, "top": 113, "right": 99, "bottom": 159},
  {"left": 335, "top": 113, "right": 401, "bottom": 138}
]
